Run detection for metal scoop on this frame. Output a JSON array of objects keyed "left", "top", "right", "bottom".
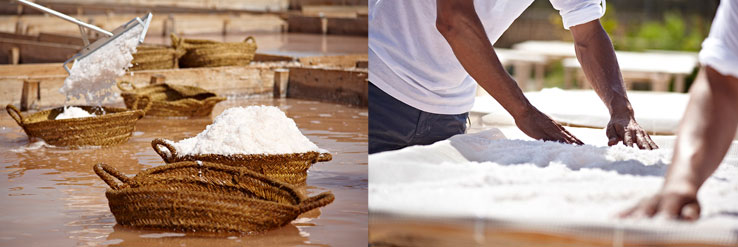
[{"left": 16, "top": 0, "right": 152, "bottom": 74}]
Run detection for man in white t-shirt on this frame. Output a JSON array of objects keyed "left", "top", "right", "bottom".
[
  {"left": 369, "top": 0, "right": 658, "bottom": 154},
  {"left": 622, "top": 0, "right": 738, "bottom": 221}
]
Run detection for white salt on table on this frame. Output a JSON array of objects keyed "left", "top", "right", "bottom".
[
  {"left": 168, "top": 106, "right": 321, "bottom": 156},
  {"left": 369, "top": 129, "right": 738, "bottom": 240},
  {"left": 59, "top": 25, "right": 143, "bottom": 104},
  {"left": 55, "top": 106, "right": 95, "bottom": 120}
]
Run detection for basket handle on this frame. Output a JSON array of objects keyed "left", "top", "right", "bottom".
[
  {"left": 297, "top": 192, "right": 335, "bottom": 214},
  {"left": 317, "top": 152, "right": 332, "bottom": 162},
  {"left": 151, "top": 138, "right": 177, "bottom": 163},
  {"left": 93, "top": 163, "right": 131, "bottom": 190},
  {"left": 117, "top": 80, "right": 136, "bottom": 91},
  {"left": 244, "top": 36, "right": 255, "bottom": 43},
  {"left": 203, "top": 96, "right": 226, "bottom": 105},
  {"left": 132, "top": 95, "right": 152, "bottom": 115},
  {"left": 5, "top": 104, "right": 24, "bottom": 126}
]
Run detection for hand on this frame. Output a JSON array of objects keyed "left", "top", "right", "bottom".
[
  {"left": 514, "top": 107, "right": 583, "bottom": 145},
  {"left": 606, "top": 115, "right": 658, "bottom": 149},
  {"left": 619, "top": 188, "right": 700, "bottom": 221}
]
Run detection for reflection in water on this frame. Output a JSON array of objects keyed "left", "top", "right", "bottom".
[{"left": 0, "top": 98, "right": 367, "bottom": 246}]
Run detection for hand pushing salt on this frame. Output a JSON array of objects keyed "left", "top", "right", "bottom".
[
  {"left": 168, "top": 106, "right": 321, "bottom": 156},
  {"left": 55, "top": 106, "right": 95, "bottom": 120}
]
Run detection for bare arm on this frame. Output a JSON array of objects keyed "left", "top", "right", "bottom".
[
  {"left": 570, "top": 20, "right": 657, "bottom": 150},
  {"left": 436, "top": 0, "right": 581, "bottom": 144},
  {"left": 621, "top": 67, "right": 738, "bottom": 220}
]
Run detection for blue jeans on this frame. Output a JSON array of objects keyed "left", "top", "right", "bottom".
[{"left": 369, "top": 82, "right": 468, "bottom": 154}]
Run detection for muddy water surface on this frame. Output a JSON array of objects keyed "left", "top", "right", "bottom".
[{"left": 0, "top": 98, "right": 367, "bottom": 246}]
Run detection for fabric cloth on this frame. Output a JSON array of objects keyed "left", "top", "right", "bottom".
[
  {"left": 369, "top": 82, "right": 468, "bottom": 154},
  {"left": 699, "top": 0, "right": 738, "bottom": 79},
  {"left": 368, "top": 0, "right": 605, "bottom": 114}
]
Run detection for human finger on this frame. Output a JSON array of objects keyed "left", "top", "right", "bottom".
[
  {"left": 623, "top": 129, "right": 634, "bottom": 147},
  {"left": 606, "top": 126, "right": 620, "bottom": 146},
  {"left": 635, "top": 130, "right": 649, "bottom": 150}
]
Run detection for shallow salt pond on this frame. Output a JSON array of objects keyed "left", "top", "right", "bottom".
[{"left": 0, "top": 97, "right": 367, "bottom": 246}]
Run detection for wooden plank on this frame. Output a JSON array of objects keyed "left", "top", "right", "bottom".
[
  {"left": 287, "top": 15, "right": 324, "bottom": 34},
  {"left": 327, "top": 16, "right": 367, "bottom": 36},
  {"left": 254, "top": 53, "right": 296, "bottom": 62},
  {"left": 0, "top": 13, "right": 286, "bottom": 37},
  {"left": 298, "top": 54, "right": 367, "bottom": 68},
  {"left": 38, "top": 32, "right": 97, "bottom": 46},
  {"left": 0, "top": 38, "right": 81, "bottom": 64},
  {"left": 0, "top": 64, "right": 275, "bottom": 108},
  {"left": 287, "top": 67, "right": 367, "bottom": 106},
  {"left": 20, "top": 79, "right": 40, "bottom": 111},
  {"left": 0, "top": 32, "right": 36, "bottom": 41},
  {"left": 301, "top": 5, "right": 368, "bottom": 18}
]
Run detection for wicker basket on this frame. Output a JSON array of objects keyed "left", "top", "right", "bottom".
[
  {"left": 171, "top": 33, "right": 257, "bottom": 68},
  {"left": 5, "top": 98, "right": 150, "bottom": 147},
  {"left": 94, "top": 162, "right": 334, "bottom": 233},
  {"left": 151, "top": 138, "right": 332, "bottom": 185},
  {"left": 117, "top": 81, "right": 225, "bottom": 118},
  {"left": 130, "top": 45, "right": 186, "bottom": 71}
]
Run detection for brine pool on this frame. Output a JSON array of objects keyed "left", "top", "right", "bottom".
[{"left": 0, "top": 97, "right": 367, "bottom": 246}]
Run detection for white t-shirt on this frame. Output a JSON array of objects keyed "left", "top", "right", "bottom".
[
  {"left": 369, "top": 0, "right": 605, "bottom": 114},
  {"left": 699, "top": 0, "right": 738, "bottom": 79}
]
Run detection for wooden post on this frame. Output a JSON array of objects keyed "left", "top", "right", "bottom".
[
  {"left": 149, "top": 74, "right": 166, "bottom": 85},
  {"left": 20, "top": 80, "right": 40, "bottom": 111},
  {"left": 320, "top": 15, "right": 328, "bottom": 35},
  {"left": 15, "top": 21, "right": 25, "bottom": 35},
  {"left": 534, "top": 63, "right": 545, "bottom": 91},
  {"left": 674, "top": 74, "right": 686, "bottom": 93},
  {"left": 273, "top": 69, "right": 289, "bottom": 98},
  {"left": 9, "top": 47, "right": 20, "bottom": 65},
  {"left": 222, "top": 19, "right": 231, "bottom": 36}
]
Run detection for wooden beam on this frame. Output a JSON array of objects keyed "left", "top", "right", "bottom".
[
  {"left": 299, "top": 54, "right": 367, "bottom": 68},
  {"left": 287, "top": 67, "right": 367, "bottom": 106},
  {"left": 0, "top": 64, "right": 275, "bottom": 108},
  {"left": 0, "top": 38, "right": 81, "bottom": 64},
  {"left": 273, "top": 68, "right": 289, "bottom": 98},
  {"left": 20, "top": 79, "right": 40, "bottom": 111}
]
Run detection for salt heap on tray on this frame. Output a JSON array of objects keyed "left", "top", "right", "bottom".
[
  {"left": 59, "top": 25, "right": 143, "bottom": 104},
  {"left": 55, "top": 106, "right": 95, "bottom": 120},
  {"left": 168, "top": 106, "right": 321, "bottom": 156}
]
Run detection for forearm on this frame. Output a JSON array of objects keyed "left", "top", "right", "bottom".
[
  {"left": 665, "top": 67, "right": 738, "bottom": 193},
  {"left": 435, "top": 0, "right": 530, "bottom": 118},
  {"left": 570, "top": 20, "right": 633, "bottom": 117}
]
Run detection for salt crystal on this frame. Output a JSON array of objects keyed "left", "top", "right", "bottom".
[
  {"left": 55, "top": 106, "right": 95, "bottom": 120},
  {"left": 169, "top": 106, "right": 321, "bottom": 156},
  {"left": 59, "top": 25, "right": 143, "bottom": 105}
]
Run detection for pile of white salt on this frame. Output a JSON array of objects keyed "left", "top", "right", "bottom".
[
  {"left": 59, "top": 25, "right": 143, "bottom": 104},
  {"left": 55, "top": 106, "right": 95, "bottom": 120},
  {"left": 167, "top": 106, "right": 321, "bottom": 156},
  {"left": 369, "top": 129, "right": 738, "bottom": 233}
]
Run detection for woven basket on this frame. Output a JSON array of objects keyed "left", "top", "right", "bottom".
[
  {"left": 5, "top": 98, "right": 150, "bottom": 147},
  {"left": 130, "top": 45, "right": 186, "bottom": 71},
  {"left": 171, "top": 33, "right": 257, "bottom": 68},
  {"left": 94, "top": 162, "right": 334, "bottom": 233},
  {"left": 117, "top": 81, "right": 225, "bottom": 118},
  {"left": 151, "top": 138, "right": 332, "bottom": 185}
]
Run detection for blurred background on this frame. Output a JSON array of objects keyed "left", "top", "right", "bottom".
[{"left": 492, "top": 0, "right": 719, "bottom": 93}]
